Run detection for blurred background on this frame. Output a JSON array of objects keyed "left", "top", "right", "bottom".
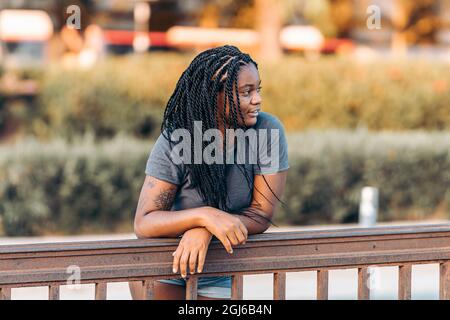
[{"left": 0, "top": 0, "right": 449, "bottom": 238}]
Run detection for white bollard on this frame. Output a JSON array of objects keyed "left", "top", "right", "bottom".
[
  {"left": 359, "top": 186, "right": 378, "bottom": 228},
  {"left": 359, "top": 187, "right": 380, "bottom": 296}
]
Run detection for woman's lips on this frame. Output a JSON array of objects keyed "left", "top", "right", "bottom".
[{"left": 248, "top": 110, "right": 260, "bottom": 117}]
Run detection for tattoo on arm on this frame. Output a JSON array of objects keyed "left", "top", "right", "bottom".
[
  {"left": 137, "top": 177, "right": 159, "bottom": 212},
  {"left": 147, "top": 177, "right": 157, "bottom": 188},
  {"left": 137, "top": 193, "right": 148, "bottom": 212},
  {"left": 154, "top": 188, "right": 176, "bottom": 210}
]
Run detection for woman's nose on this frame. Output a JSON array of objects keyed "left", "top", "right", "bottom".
[{"left": 252, "top": 91, "right": 262, "bottom": 104}]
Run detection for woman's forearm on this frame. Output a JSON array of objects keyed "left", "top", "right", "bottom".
[
  {"left": 134, "top": 207, "right": 211, "bottom": 238},
  {"left": 134, "top": 203, "right": 268, "bottom": 239},
  {"left": 235, "top": 207, "right": 271, "bottom": 235}
]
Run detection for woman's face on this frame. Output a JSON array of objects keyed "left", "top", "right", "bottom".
[{"left": 217, "top": 63, "right": 262, "bottom": 128}]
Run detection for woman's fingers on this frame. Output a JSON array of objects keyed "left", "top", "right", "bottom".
[
  {"left": 234, "top": 228, "right": 247, "bottom": 245},
  {"left": 172, "top": 246, "right": 183, "bottom": 274},
  {"left": 238, "top": 223, "right": 248, "bottom": 244},
  {"left": 179, "top": 249, "right": 190, "bottom": 278},
  {"left": 197, "top": 248, "right": 207, "bottom": 273},
  {"left": 217, "top": 233, "right": 233, "bottom": 253},
  {"left": 226, "top": 229, "right": 240, "bottom": 246},
  {"left": 228, "top": 220, "right": 247, "bottom": 245},
  {"left": 188, "top": 249, "right": 199, "bottom": 275}
]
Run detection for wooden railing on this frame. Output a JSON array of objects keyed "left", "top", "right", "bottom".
[{"left": 1, "top": 223, "right": 450, "bottom": 300}]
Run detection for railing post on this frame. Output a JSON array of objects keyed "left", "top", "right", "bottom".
[
  {"left": 95, "top": 282, "right": 107, "bottom": 300},
  {"left": 317, "top": 269, "right": 329, "bottom": 300},
  {"left": 231, "top": 275, "right": 243, "bottom": 300},
  {"left": 0, "top": 287, "right": 11, "bottom": 300},
  {"left": 358, "top": 267, "right": 370, "bottom": 300},
  {"left": 398, "top": 265, "right": 412, "bottom": 300},
  {"left": 143, "top": 279, "right": 155, "bottom": 300},
  {"left": 186, "top": 277, "right": 198, "bottom": 300},
  {"left": 440, "top": 261, "right": 450, "bottom": 300},
  {"left": 273, "top": 272, "right": 286, "bottom": 300},
  {"left": 49, "top": 285, "right": 60, "bottom": 300}
]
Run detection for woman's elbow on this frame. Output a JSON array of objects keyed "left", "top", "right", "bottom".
[
  {"left": 134, "top": 220, "right": 145, "bottom": 239},
  {"left": 256, "top": 221, "right": 270, "bottom": 234},
  {"left": 134, "top": 215, "right": 154, "bottom": 239}
]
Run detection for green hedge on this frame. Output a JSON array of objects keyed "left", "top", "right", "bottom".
[
  {"left": 1, "top": 131, "right": 449, "bottom": 236},
  {"left": 22, "top": 54, "right": 450, "bottom": 140},
  {"left": 281, "top": 130, "right": 450, "bottom": 225},
  {"left": 30, "top": 54, "right": 192, "bottom": 140},
  {"left": 0, "top": 135, "right": 148, "bottom": 235}
]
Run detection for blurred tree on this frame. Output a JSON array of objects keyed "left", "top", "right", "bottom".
[
  {"left": 196, "top": 0, "right": 254, "bottom": 28},
  {"left": 391, "top": 0, "right": 441, "bottom": 50},
  {"left": 283, "top": 0, "right": 354, "bottom": 38},
  {"left": 302, "top": 0, "right": 336, "bottom": 37},
  {"left": 194, "top": 0, "right": 281, "bottom": 61},
  {"left": 329, "top": 0, "right": 355, "bottom": 37},
  {"left": 255, "top": 0, "right": 283, "bottom": 62},
  {"left": 198, "top": 1, "right": 220, "bottom": 27}
]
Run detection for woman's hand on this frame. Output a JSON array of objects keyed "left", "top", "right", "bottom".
[
  {"left": 200, "top": 207, "right": 248, "bottom": 254},
  {"left": 172, "top": 227, "right": 213, "bottom": 278}
]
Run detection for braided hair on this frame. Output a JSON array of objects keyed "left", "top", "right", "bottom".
[{"left": 161, "top": 45, "right": 284, "bottom": 226}]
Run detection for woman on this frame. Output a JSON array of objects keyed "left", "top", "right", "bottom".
[{"left": 129, "top": 45, "right": 289, "bottom": 300}]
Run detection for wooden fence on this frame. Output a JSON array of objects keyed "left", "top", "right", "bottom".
[{"left": 1, "top": 223, "right": 450, "bottom": 300}]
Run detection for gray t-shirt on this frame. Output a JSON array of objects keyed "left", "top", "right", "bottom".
[{"left": 145, "top": 112, "right": 289, "bottom": 212}]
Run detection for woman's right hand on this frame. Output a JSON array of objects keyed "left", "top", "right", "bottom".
[{"left": 200, "top": 207, "right": 248, "bottom": 254}]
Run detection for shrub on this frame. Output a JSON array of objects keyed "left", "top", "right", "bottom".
[
  {"left": 0, "top": 134, "right": 149, "bottom": 235},
  {"left": 281, "top": 130, "right": 450, "bottom": 225},
  {"left": 1, "top": 130, "right": 449, "bottom": 236},
  {"left": 31, "top": 54, "right": 192, "bottom": 140},
  {"left": 24, "top": 54, "right": 450, "bottom": 140},
  {"left": 260, "top": 56, "right": 450, "bottom": 131}
]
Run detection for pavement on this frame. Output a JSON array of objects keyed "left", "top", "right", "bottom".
[{"left": 1, "top": 219, "right": 448, "bottom": 300}]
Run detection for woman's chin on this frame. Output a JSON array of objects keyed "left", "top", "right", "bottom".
[{"left": 245, "top": 116, "right": 258, "bottom": 128}]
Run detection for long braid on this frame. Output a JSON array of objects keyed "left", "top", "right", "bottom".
[{"left": 161, "top": 45, "right": 286, "bottom": 226}]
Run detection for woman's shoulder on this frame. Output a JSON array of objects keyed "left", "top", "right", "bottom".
[
  {"left": 149, "top": 130, "right": 181, "bottom": 162},
  {"left": 253, "top": 112, "right": 285, "bottom": 131},
  {"left": 151, "top": 131, "right": 171, "bottom": 150},
  {"left": 153, "top": 129, "right": 183, "bottom": 148},
  {"left": 146, "top": 130, "right": 186, "bottom": 185}
]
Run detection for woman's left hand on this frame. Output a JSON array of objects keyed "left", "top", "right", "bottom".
[{"left": 172, "top": 227, "right": 213, "bottom": 278}]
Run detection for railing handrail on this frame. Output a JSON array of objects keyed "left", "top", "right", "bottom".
[{"left": 1, "top": 223, "right": 450, "bottom": 254}]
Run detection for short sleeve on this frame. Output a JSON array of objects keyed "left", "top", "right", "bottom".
[
  {"left": 253, "top": 113, "right": 289, "bottom": 175},
  {"left": 145, "top": 133, "right": 184, "bottom": 185}
]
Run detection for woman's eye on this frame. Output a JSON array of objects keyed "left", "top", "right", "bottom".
[
  {"left": 257, "top": 86, "right": 262, "bottom": 93},
  {"left": 241, "top": 91, "right": 250, "bottom": 97}
]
